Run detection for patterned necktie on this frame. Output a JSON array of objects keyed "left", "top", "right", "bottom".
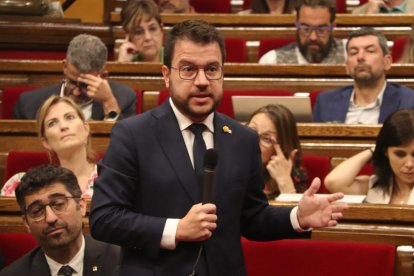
[
  {"left": 188, "top": 123, "right": 207, "bottom": 176},
  {"left": 58, "top": 265, "right": 75, "bottom": 276}
]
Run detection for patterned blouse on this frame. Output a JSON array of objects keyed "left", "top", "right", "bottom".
[{"left": 1, "top": 165, "right": 98, "bottom": 198}]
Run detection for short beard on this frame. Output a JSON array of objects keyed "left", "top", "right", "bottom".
[{"left": 298, "top": 35, "right": 333, "bottom": 63}]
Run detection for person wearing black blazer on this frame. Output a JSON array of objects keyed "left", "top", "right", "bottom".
[
  {"left": 13, "top": 34, "right": 137, "bottom": 121},
  {"left": 89, "top": 19, "right": 347, "bottom": 276},
  {"left": 0, "top": 165, "right": 120, "bottom": 276}
]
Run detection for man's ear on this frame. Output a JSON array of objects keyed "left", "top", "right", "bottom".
[
  {"left": 384, "top": 54, "right": 392, "bottom": 72},
  {"left": 62, "top": 59, "right": 67, "bottom": 72},
  {"left": 162, "top": 65, "right": 170, "bottom": 88},
  {"left": 79, "top": 198, "right": 87, "bottom": 216}
]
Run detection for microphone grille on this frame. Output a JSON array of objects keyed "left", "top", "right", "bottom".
[{"left": 204, "top": 149, "right": 218, "bottom": 170}]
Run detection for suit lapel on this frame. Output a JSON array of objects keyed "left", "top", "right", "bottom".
[
  {"left": 336, "top": 88, "right": 353, "bottom": 122},
  {"left": 153, "top": 102, "right": 201, "bottom": 203},
  {"left": 379, "top": 83, "right": 399, "bottom": 123},
  {"left": 31, "top": 249, "right": 52, "bottom": 275}
]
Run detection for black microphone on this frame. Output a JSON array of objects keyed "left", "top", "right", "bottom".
[{"left": 202, "top": 149, "right": 218, "bottom": 204}]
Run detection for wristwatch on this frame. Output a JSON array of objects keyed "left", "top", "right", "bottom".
[{"left": 106, "top": 110, "right": 119, "bottom": 119}]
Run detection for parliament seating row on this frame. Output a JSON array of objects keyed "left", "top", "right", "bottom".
[
  {"left": 0, "top": 232, "right": 400, "bottom": 275},
  {"left": 1, "top": 14, "right": 413, "bottom": 61},
  {"left": 106, "top": 0, "right": 357, "bottom": 15},
  {"left": 0, "top": 198, "right": 412, "bottom": 274},
  {"left": 3, "top": 61, "right": 414, "bottom": 97}
]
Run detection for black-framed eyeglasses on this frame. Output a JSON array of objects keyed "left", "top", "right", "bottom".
[
  {"left": 259, "top": 134, "right": 277, "bottom": 148},
  {"left": 65, "top": 78, "right": 88, "bottom": 94},
  {"left": 170, "top": 64, "right": 223, "bottom": 81},
  {"left": 24, "top": 195, "right": 80, "bottom": 221},
  {"left": 296, "top": 23, "right": 333, "bottom": 37}
]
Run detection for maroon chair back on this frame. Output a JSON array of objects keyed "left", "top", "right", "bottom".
[
  {"left": 0, "top": 50, "right": 66, "bottom": 60},
  {"left": 336, "top": 0, "right": 347, "bottom": 13},
  {"left": 391, "top": 37, "right": 409, "bottom": 62},
  {"left": 309, "top": 91, "right": 321, "bottom": 111},
  {"left": 258, "top": 38, "right": 295, "bottom": 61},
  {"left": 0, "top": 233, "right": 38, "bottom": 266},
  {"left": 243, "top": 0, "right": 252, "bottom": 10},
  {"left": 134, "top": 89, "right": 143, "bottom": 114},
  {"left": 4, "top": 152, "right": 50, "bottom": 183},
  {"left": 301, "top": 155, "right": 331, "bottom": 193},
  {"left": 190, "top": 0, "right": 231, "bottom": 13},
  {"left": 1, "top": 86, "right": 39, "bottom": 119},
  {"left": 225, "top": 38, "right": 247, "bottom": 63},
  {"left": 242, "top": 238, "right": 395, "bottom": 276}
]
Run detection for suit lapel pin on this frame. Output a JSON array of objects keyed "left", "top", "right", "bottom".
[
  {"left": 92, "top": 266, "right": 98, "bottom": 272},
  {"left": 222, "top": 125, "right": 232, "bottom": 134}
]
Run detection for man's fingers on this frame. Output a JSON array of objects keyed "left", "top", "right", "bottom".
[{"left": 303, "top": 177, "right": 321, "bottom": 196}]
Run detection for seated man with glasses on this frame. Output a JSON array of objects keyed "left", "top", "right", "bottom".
[
  {"left": 259, "top": 0, "right": 346, "bottom": 64},
  {"left": 13, "top": 34, "right": 137, "bottom": 120},
  {"left": 0, "top": 164, "right": 120, "bottom": 276}
]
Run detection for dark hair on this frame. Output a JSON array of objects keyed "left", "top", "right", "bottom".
[
  {"left": 295, "top": 0, "right": 336, "bottom": 23},
  {"left": 163, "top": 19, "right": 226, "bottom": 68},
  {"left": 121, "top": 0, "right": 162, "bottom": 33},
  {"left": 346, "top": 27, "right": 390, "bottom": 55},
  {"left": 247, "top": 104, "right": 303, "bottom": 166},
  {"left": 250, "top": 0, "right": 295, "bottom": 14},
  {"left": 15, "top": 164, "right": 81, "bottom": 213},
  {"left": 373, "top": 110, "right": 414, "bottom": 193}
]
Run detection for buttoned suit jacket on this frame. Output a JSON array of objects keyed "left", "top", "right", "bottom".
[
  {"left": 89, "top": 100, "right": 309, "bottom": 276},
  {"left": 0, "top": 235, "right": 121, "bottom": 276},
  {"left": 313, "top": 82, "right": 414, "bottom": 123},
  {"left": 352, "top": 1, "right": 414, "bottom": 14},
  {"left": 12, "top": 81, "right": 137, "bottom": 120}
]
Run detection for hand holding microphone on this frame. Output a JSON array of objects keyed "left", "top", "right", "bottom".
[{"left": 176, "top": 149, "right": 219, "bottom": 242}]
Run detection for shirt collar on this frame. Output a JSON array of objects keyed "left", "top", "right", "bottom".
[
  {"left": 349, "top": 81, "right": 387, "bottom": 107},
  {"left": 169, "top": 98, "right": 214, "bottom": 133},
  {"left": 45, "top": 235, "right": 85, "bottom": 276}
]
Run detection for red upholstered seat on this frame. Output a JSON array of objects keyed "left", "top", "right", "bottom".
[
  {"left": 309, "top": 91, "right": 321, "bottom": 110},
  {"left": 336, "top": 0, "right": 347, "bottom": 13},
  {"left": 0, "top": 50, "right": 66, "bottom": 60},
  {"left": 225, "top": 38, "right": 247, "bottom": 63},
  {"left": 4, "top": 152, "right": 50, "bottom": 182},
  {"left": 1, "top": 86, "right": 39, "bottom": 119},
  {"left": 258, "top": 38, "right": 295, "bottom": 61},
  {"left": 391, "top": 37, "right": 409, "bottom": 62},
  {"left": 134, "top": 89, "right": 143, "bottom": 114},
  {"left": 301, "top": 155, "right": 331, "bottom": 193},
  {"left": 242, "top": 238, "right": 395, "bottom": 276},
  {"left": 0, "top": 233, "right": 37, "bottom": 266},
  {"left": 190, "top": 0, "right": 231, "bottom": 13}
]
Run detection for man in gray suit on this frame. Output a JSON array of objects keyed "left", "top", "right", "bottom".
[
  {"left": 13, "top": 34, "right": 137, "bottom": 121},
  {"left": 0, "top": 165, "right": 120, "bottom": 276}
]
